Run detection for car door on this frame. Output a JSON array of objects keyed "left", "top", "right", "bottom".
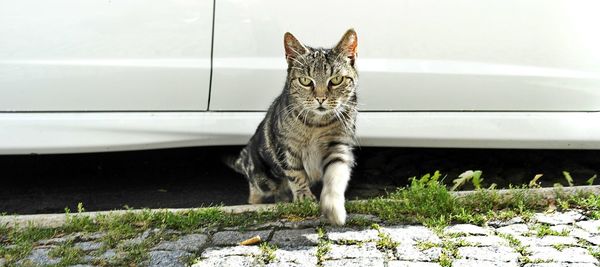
[
  {"left": 209, "top": 0, "right": 600, "bottom": 111},
  {"left": 0, "top": 0, "right": 213, "bottom": 111}
]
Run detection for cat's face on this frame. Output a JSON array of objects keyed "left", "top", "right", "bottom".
[{"left": 284, "top": 29, "right": 358, "bottom": 116}]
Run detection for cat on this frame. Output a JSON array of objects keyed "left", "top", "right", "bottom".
[{"left": 226, "top": 29, "right": 358, "bottom": 225}]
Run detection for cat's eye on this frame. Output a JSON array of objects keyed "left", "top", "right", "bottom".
[
  {"left": 329, "top": 76, "right": 345, "bottom": 86},
  {"left": 298, "top": 77, "right": 313, "bottom": 87}
]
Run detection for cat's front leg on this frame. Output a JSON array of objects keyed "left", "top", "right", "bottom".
[
  {"left": 320, "top": 161, "right": 351, "bottom": 225},
  {"left": 285, "top": 169, "right": 316, "bottom": 201}
]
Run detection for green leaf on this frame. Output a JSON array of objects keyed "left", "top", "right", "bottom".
[
  {"left": 529, "top": 174, "right": 543, "bottom": 188},
  {"left": 562, "top": 171, "right": 574, "bottom": 187},
  {"left": 587, "top": 174, "right": 597, "bottom": 186},
  {"left": 451, "top": 170, "right": 473, "bottom": 191},
  {"left": 471, "top": 170, "right": 483, "bottom": 190}
]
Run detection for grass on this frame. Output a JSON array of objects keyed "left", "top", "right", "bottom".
[
  {"left": 347, "top": 171, "right": 545, "bottom": 227},
  {"left": 258, "top": 242, "right": 278, "bottom": 264},
  {"left": 588, "top": 247, "right": 600, "bottom": 260},
  {"left": 371, "top": 223, "right": 399, "bottom": 251},
  {"left": 416, "top": 241, "right": 440, "bottom": 251},
  {"left": 345, "top": 215, "right": 374, "bottom": 227},
  {"left": 48, "top": 241, "right": 85, "bottom": 266},
  {"left": 315, "top": 227, "right": 331, "bottom": 266},
  {"left": 535, "top": 224, "right": 568, "bottom": 237},
  {"left": 431, "top": 230, "right": 477, "bottom": 267},
  {"left": 4, "top": 171, "right": 600, "bottom": 265},
  {"left": 498, "top": 232, "right": 538, "bottom": 264}
]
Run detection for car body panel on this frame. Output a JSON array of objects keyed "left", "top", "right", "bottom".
[
  {"left": 1, "top": 112, "right": 600, "bottom": 154},
  {"left": 210, "top": 0, "right": 600, "bottom": 111},
  {"left": 0, "top": 0, "right": 213, "bottom": 111},
  {"left": 1, "top": 0, "right": 600, "bottom": 154}
]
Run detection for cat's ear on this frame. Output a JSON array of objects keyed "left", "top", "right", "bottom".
[
  {"left": 284, "top": 32, "right": 308, "bottom": 64},
  {"left": 335, "top": 29, "right": 358, "bottom": 66}
]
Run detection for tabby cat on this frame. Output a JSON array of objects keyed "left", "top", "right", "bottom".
[{"left": 227, "top": 29, "right": 358, "bottom": 225}]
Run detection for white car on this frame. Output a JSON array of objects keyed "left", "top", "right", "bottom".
[{"left": 1, "top": 0, "right": 600, "bottom": 154}]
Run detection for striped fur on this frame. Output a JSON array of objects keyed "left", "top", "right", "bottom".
[{"left": 227, "top": 29, "right": 358, "bottom": 225}]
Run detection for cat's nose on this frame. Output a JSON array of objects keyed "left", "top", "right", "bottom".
[{"left": 315, "top": 96, "right": 327, "bottom": 104}]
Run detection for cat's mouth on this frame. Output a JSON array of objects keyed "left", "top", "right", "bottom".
[{"left": 316, "top": 107, "right": 327, "bottom": 112}]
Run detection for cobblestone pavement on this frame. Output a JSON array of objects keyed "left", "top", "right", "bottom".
[{"left": 9, "top": 211, "right": 600, "bottom": 267}]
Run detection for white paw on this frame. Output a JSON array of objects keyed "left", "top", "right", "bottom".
[{"left": 320, "top": 192, "right": 346, "bottom": 226}]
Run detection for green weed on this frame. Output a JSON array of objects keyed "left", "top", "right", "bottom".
[
  {"left": 536, "top": 224, "right": 568, "bottom": 237},
  {"left": 258, "top": 242, "right": 278, "bottom": 264},
  {"left": 562, "top": 171, "right": 574, "bottom": 187}
]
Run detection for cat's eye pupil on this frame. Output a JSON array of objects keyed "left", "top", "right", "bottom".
[
  {"left": 330, "top": 76, "right": 344, "bottom": 86},
  {"left": 299, "top": 77, "right": 312, "bottom": 87}
]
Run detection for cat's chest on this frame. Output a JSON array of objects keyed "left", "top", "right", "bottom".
[
  {"left": 298, "top": 129, "right": 332, "bottom": 182},
  {"left": 301, "top": 142, "right": 323, "bottom": 182}
]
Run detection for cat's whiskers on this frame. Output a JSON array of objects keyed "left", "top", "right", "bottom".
[
  {"left": 300, "top": 106, "right": 313, "bottom": 126},
  {"left": 334, "top": 107, "right": 360, "bottom": 148},
  {"left": 294, "top": 106, "right": 309, "bottom": 123},
  {"left": 333, "top": 109, "right": 350, "bottom": 134},
  {"left": 280, "top": 103, "right": 300, "bottom": 121}
]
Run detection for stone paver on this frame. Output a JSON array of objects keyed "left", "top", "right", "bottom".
[
  {"left": 495, "top": 224, "right": 530, "bottom": 236},
  {"left": 74, "top": 241, "right": 102, "bottom": 252},
  {"left": 99, "top": 249, "right": 117, "bottom": 260},
  {"left": 396, "top": 245, "right": 441, "bottom": 262},
  {"left": 326, "top": 227, "right": 379, "bottom": 242},
  {"left": 268, "top": 247, "right": 317, "bottom": 266},
  {"left": 83, "top": 232, "right": 106, "bottom": 241},
  {"left": 514, "top": 235, "right": 578, "bottom": 247},
  {"left": 489, "top": 217, "right": 524, "bottom": 228},
  {"left": 322, "top": 258, "right": 385, "bottom": 267},
  {"left": 192, "top": 255, "right": 255, "bottom": 267},
  {"left": 549, "top": 224, "right": 573, "bottom": 234},
  {"left": 445, "top": 224, "right": 492, "bottom": 236},
  {"left": 524, "top": 264, "right": 598, "bottom": 267},
  {"left": 534, "top": 211, "right": 585, "bottom": 225},
  {"left": 452, "top": 259, "right": 519, "bottom": 267},
  {"left": 326, "top": 243, "right": 383, "bottom": 260},
  {"left": 248, "top": 221, "right": 284, "bottom": 230},
  {"left": 528, "top": 246, "right": 599, "bottom": 264},
  {"left": 123, "top": 228, "right": 159, "bottom": 246},
  {"left": 147, "top": 250, "right": 192, "bottom": 267},
  {"left": 211, "top": 230, "right": 271, "bottom": 246},
  {"left": 37, "top": 233, "right": 82, "bottom": 245},
  {"left": 457, "top": 246, "right": 520, "bottom": 263},
  {"left": 388, "top": 261, "right": 441, "bottom": 267},
  {"left": 382, "top": 225, "right": 441, "bottom": 245},
  {"left": 454, "top": 235, "right": 509, "bottom": 247},
  {"left": 569, "top": 227, "right": 600, "bottom": 245},
  {"left": 282, "top": 218, "right": 322, "bottom": 229},
  {"left": 201, "top": 245, "right": 261, "bottom": 257},
  {"left": 7, "top": 211, "right": 600, "bottom": 266},
  {"left": 152, "top": 233, "right": 208, "bottom": 252},
  {"left": 265, "top": 262, "right": 313, "bottom": 267},
  {"left": 17, "top": 248, "right": 60, "bottom": 266},
  {"left": 270, "top": 228, "right": 319, "bottom": 247},
  {"left": 576, "top": 220, "right": 600, "bottom": 234}
]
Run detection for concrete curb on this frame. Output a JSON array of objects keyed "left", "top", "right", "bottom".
[
  {"left": 2, "top": 185, "right": 600, "bottom": 229},
  {"left": 0, "top": 204, "right": 277, "bottom": 229}
]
